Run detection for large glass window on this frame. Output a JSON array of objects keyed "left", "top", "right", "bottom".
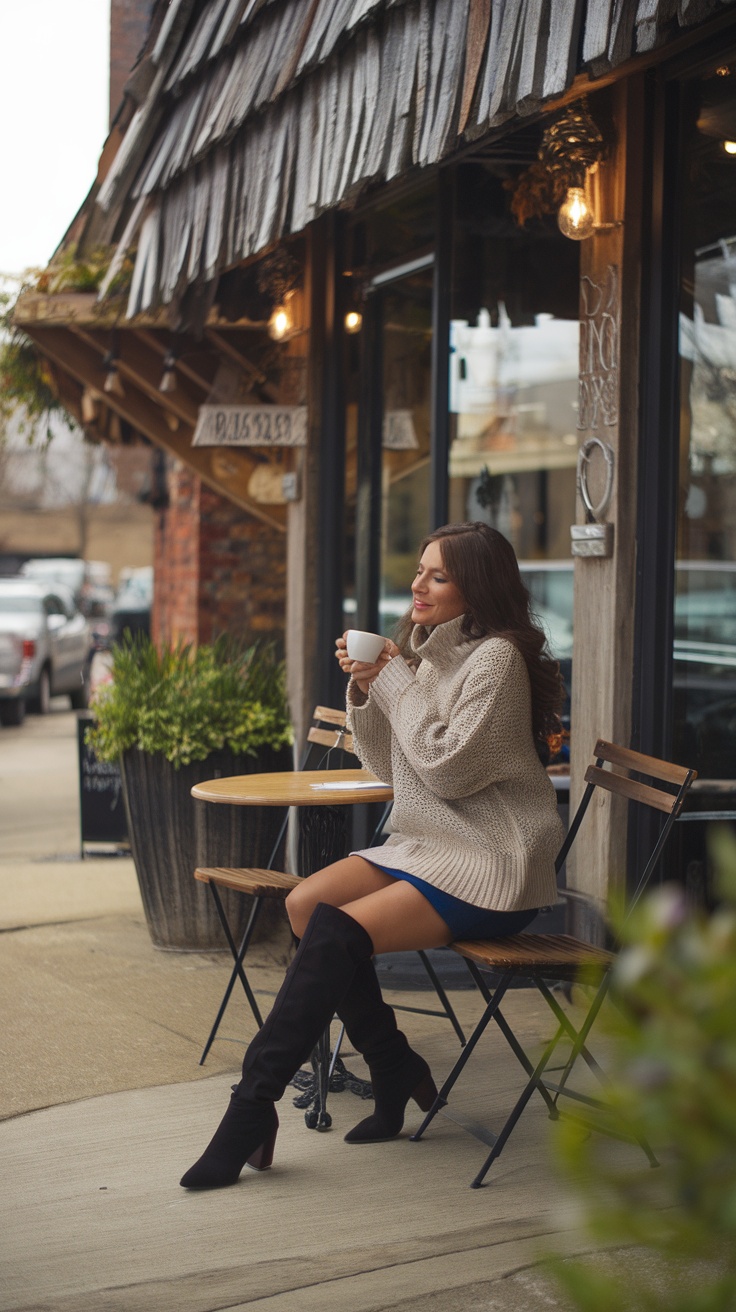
[
  {"left": 449, "top": 163, "right": 580, "bottom": 736},
  {"left": 343, "top": 189, "right": 435, "bottom": 631},
  {"left": 674, "top": 64, "right": 736, "bottom": 778},
  {"left": 342, "top": 163, "right": 580, "bottom": 747}
]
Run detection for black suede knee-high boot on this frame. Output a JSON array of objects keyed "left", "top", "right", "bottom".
[
  {"left": 180, "top": 903, "right": 374, "bottom": 1189},
  {"left": 337, "top": 959, "right": 437, "bottom": 1144}
]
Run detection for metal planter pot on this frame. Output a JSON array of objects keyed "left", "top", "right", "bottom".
[{"left": 120, "top": 744, "right": 292, "bottom": 951}]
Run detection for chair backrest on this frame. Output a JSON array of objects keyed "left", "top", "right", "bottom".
[
  {"left": 305, "top": 705, "right": 355, "bottom": 759},
  {"left": 272, "top": 707, "right": 359, "bottom": 877},
  {"left": 556, "top": 739, "right": 696, "bottom": 924}
]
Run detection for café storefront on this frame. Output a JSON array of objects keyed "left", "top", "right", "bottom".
[{"left": 17, "top": 0, "right": 736, "bottom": 906}]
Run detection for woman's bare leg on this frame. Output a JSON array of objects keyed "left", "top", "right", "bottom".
[{"left": 286, "top": 856, "right": 452, "bottom": 953}]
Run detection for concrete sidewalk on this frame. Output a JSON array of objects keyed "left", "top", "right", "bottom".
[{"left": 0, "top": 708, "right": 619, "bottom": 1311}]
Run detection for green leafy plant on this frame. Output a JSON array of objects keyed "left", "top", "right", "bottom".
[
  {"left": 33, "top": 243, "right": 135, "bottom": 298},
  {"left": 551, "top": 827, "right": 736, "bottom": 1311},
  {"left": 0, "top": 245, "right": 136, "bottom": 441},
  {"left": 0, "top": 289, "right": 67, "bottom": 438},
  {"left": 88, "top": 635, "right": 293, "bottom": 768}
]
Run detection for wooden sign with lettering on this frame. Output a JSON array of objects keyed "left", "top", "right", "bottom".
[{"left": 192, "top": 405, "right": 308, "bottom": 448}]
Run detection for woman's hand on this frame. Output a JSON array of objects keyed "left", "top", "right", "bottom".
[{"left": 335, "top": 634, "right": 400, "bottom": 693}]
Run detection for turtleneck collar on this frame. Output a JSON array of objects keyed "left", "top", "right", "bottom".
[{"left": 410, "top": 614, "right": 480, "bottom": 669}]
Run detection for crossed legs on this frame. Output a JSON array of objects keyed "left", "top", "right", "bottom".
[
  {"left": 181, "top": 860, "right": 451, "bottom": 1188},
  {"left": 285, "top": 855, "right": 454, "bottom": 952}
]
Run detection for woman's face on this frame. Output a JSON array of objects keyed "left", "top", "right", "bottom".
[{"left": 411, "top": 541, "right": 467, "bottom": 627}]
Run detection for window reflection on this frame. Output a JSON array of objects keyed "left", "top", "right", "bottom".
[
  {"left": 449, "top": 304, "right": 579, "bottom": 551},
  {"left": 675, "top": 68, "right": 736, "bottom": 778}
]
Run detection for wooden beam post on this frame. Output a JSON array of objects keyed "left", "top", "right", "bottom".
[{"left": 567, "top": 78, "right": 645, "bottom": 921}]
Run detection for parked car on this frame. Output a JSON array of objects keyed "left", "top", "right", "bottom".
[
  {"left": 0, "top": 579, "right": 92, "bottom": 725},
  {"left": 109, "top": 566, "right": 153, "bottom": 645},
  {"left": 20, "top": 557, "right": 114, "bottom": 617}
]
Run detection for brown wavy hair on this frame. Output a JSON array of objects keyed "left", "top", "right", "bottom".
[{"left": 394, "top": 522, "right": 564, "bottom": 744}]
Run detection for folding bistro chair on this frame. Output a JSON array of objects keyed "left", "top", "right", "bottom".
[{"left": 410, "top": 739, "right": 697, "bottom": 1188}]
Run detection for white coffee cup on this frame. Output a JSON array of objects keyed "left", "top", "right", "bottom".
[{"left": 346, "top": 629, "right": 386, "bottom": 663}]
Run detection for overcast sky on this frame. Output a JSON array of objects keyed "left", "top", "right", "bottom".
[{"left": 0, "top": 0, "right": 110, "bottom": 279}]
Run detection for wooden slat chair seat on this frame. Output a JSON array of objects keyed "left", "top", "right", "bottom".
[
  {"left": 195, "top": 867, "right": 300, "bottom": 897},
  {"left": 411, "top": 739, "right": 696, "bottom": 1188},
  {"left": 454, "top": 933, "right": 615, "bottom": 978}
]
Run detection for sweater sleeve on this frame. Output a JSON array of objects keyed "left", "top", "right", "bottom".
[
  {"left": 368, "top": 641, "right": 525, "bottom": 799},
  {"left": 345, "top": 676, "right": 395, "bottom": 785}
]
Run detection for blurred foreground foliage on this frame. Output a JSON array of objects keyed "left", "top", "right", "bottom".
[
  {"left": 552, "top": 827, "right": 736, "bottom": 1311},
  {"left": 88, "top": 634, "right": 293, "bottom": 768}
]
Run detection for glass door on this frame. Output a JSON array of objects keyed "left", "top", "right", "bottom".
[{"left": 378, "top": 267, "right": 434, "bottom": 628}]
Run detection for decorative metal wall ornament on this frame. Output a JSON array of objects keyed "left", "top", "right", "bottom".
[
  {"left": 571, "top": 437, "right": 615, "bottom": 557},
  {"left": 539, "top": 101, "right": 604, "bottom": 187},
  {"left": 256, "top": 248, "right": 301, "bottom": 306},
  {"left": 541, "top": 102, "right": 604, "bottom": 240},
  {"left": 578, "top": 266, "right": 620, "bottom": 429},
  {"left": 509, "top": 99, "right": 605, "bottom": 236}
]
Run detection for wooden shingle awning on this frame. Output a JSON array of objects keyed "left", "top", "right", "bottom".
[{"left": 85, "top": 0, "right": 735, "bottom": 322}]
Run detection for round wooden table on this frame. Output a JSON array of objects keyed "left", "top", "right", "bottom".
[{"left": 191, "top": 768, "right": 393, "bottom": 808}]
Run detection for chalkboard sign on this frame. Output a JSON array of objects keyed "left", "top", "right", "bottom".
[{"left": 77, "top": 713, "right": 129, "bottom": 851}]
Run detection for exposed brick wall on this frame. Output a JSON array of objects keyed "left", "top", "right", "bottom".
[
  {"left": 110, "top": 0, "right": 154, "bottom": 126},
  {"left": 197, "top": 486, "right": 286, "bottom": 650},
  {"left": 151, "top": 463, "right": 200, "bottom": 648},
  {"left": 152, "top": 463, "right": 286, "bottom": 652}
]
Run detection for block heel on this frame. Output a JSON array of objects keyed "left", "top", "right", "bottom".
[
  {"left": 412, "top": 1072, "right": 438, "bottom": 1113},
  {"left": 246, "top": 1120, "right": 278, "bottom": 1171}
]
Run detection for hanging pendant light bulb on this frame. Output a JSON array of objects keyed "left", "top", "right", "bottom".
[
  {"left": 268, "top": 302, "right": 292, "bottom": 341},
  {"left": 558, "top": 185, "right": 596, "bottom": 240}
]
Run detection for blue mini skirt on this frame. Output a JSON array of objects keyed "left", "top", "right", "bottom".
[{"left": 371, "top": 863, "right": 538, "bottom": 940}]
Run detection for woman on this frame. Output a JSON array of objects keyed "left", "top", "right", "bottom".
[{"left": 180, "top": 522, "right": 564, "bottom": 1190}]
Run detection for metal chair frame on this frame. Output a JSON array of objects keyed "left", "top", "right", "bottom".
[{"left": 410, "top": 739, "right": 697, "bottom": 1187}]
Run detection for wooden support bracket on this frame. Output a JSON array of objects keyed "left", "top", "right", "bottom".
[{"left": 26, "top": 325, "right": 286, "bottom": 531}]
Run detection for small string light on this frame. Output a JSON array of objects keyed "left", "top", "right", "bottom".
[
  {"left": 103, "top": 353, "right": 125, "bottom": 397},
  {"left": 268, "top": 303, "right": 292, "bottom": 340},
  {"left": 159, "top": 351, "right": 178, "bottom": 392}
]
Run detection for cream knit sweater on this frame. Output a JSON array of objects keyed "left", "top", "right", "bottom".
[{"left": 346, "top": 614, "right": 564, "bottom": 912}]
